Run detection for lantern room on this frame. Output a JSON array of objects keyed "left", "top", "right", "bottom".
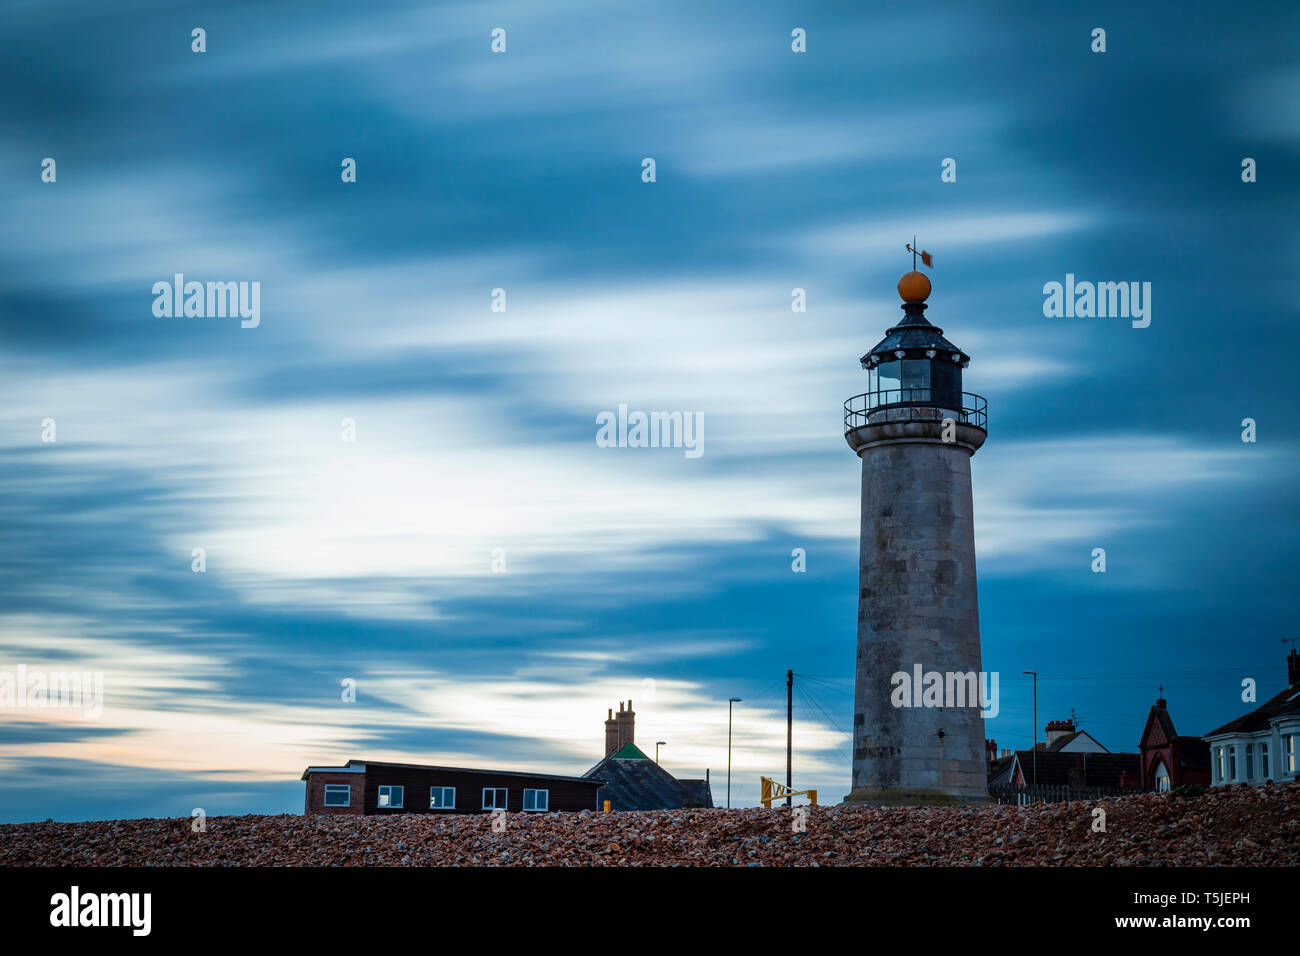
[{"left": 860, "top": 270, "right": 970, "bottom": 418}]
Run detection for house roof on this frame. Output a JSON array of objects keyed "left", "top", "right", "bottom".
[
  {"left": 676, "top": 778, "right": 713, "bottom": 809},
  {"left": 1151, "top": 706, "right": 1177, "bottom": 741},
  {"left": 1204, "top": 681, "right": 1300, "bottom": 738},
  {"left": 582, "top": 751, "right": 713, "bottom": 810},
  {"left": 1003, "top": 751, "right": 1139, "bottom": 789},
  {"left": 1139, "top": 702, "right": 1177, "bottom": 750},
  {"left": 986, "top": 753, "right": 1020, "bottom": 789},
  {"left": 1037, "top": 730, "right": 1110, "bottom": 753},
  {"left": 1044, "top": 732, "right": 1081, "bottom": 751},
  {"left": 300, "top": 759, "right": 603, "bottom": 785}
]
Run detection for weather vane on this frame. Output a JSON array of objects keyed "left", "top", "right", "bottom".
[{"left": 906, "top": 237, "right": 932, "bottom": 270}]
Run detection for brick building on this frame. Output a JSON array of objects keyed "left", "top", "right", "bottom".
[
  {"left": 301, "top": 760, "right": 603, "bottom": 815},
  {"left": 1135, "top": 696, "right": 1211, "bottom": 791}
]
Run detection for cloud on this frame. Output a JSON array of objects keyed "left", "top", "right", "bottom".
[
  {"left": 974, "top": 435, "right": 1286, "bottom": 574},
  {"left": 797, "top": 210, "right": 1099, "bottom": 262}
]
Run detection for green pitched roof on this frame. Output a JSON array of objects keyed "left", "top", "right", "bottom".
[{"left": 609, "top": 742, "right": 650, "bottom": 760}]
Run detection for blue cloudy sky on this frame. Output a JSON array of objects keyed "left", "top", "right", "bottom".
[{"left": 1, "top": 0, "right": 1297, "bottom": 822}]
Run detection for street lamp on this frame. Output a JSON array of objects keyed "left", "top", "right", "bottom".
[
  {"left": 1022, "top": 670, "right": 1038, "bottom": 790},
  {"left": 655, "top": 741, "right": 666, "bottom": 764},
  {"left": 727, "top": 697, "right": 742, "bottom": 809}
]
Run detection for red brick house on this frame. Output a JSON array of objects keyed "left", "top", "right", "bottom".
[{"left": 1136, "top": 696, "right": 1211, "bottom": 791}]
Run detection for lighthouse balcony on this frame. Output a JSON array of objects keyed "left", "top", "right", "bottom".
[{"left": 843, "top": 388, "right": 988, "bottom": 434}]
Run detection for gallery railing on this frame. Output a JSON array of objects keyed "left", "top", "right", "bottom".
[{"left": 843, "top": 388, "right": 988, "bottom": 434}]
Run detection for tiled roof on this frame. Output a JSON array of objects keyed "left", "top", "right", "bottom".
[
  {"left": 582, "top": 752, "right": 713, "bottom": 810},
  {"left": 1152, "top": 707, "right": 1177, "bottom": 741},
  {"left": 1205, "top": 682, "right": 1300, "bottom": 738},
  {"left": 986, "top": 753, "right": 1019, "bottom": 789},
  {"left": 677, "top": 779, "right": 714, "bottom": 809},
  {"left": 1007, "top": 751, "right": 1139, "bottom": 789}
]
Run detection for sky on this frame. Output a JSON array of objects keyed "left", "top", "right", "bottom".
[{"left": 0, "top": 0, "right": 1297, "bottom": 823}]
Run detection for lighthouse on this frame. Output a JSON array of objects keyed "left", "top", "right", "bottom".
[{"left": 842, "top": 261, "right": 990, "bottom": 805}]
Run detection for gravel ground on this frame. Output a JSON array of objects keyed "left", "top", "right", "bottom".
[{"left": 4, "top": 782, "right": 1296, "bottom": 866}]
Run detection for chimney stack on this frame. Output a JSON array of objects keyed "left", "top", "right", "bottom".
[
  {"left": 604, "top": 707, "right": 619, "bottom": 756},
  {"left": 1289, "top": 648, "right": 1299, "bottom": 687},
  {"left": 604, "top": 701, "right": 637, "bottom": 756},
  {"left": 1045, "top": 719, "right": 1075, "bottom": 748},
  {"left": 616, "top": 700, "right": 635, "bottom": 750}
]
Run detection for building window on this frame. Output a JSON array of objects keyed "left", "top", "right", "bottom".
[
  {"left": 378, "top": 785, "right": 404, "bottom": 808},
  {"left": 1216, "top": 747, "right": 1225, "bottom": 783},
  {"left": 523, "top": 789, "right": 549, "bottom": 811},
  {"left": 323, "top": 784, "right": 350, "bottom": 807},
  {"left": 429, "top": 786, "right": 455, "bottom": 809},
  {"left": 1287, "top": 735, "right": 1297, "bottom": 774},
  {"left": 482, "top": 788, "right": 507, "bottom": 810},
  {"left": 1245, "top": 744, "right": 1254, "bottom": 780},
  {"left": 1228, "top": 746, "right": 1237, "bottom": 780},
  {"left": 1261, "top": 743, "right": 1269, "bottom": 779},
  {"left": 1153, "top": 761, "right": 1170, "bottom": 792}
]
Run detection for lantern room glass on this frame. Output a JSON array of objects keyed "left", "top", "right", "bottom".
[
  {"left": 870, "top": 359, "right": 931, "bottom": 404},
  {"left": 867, "top": 356, "right": 968, "bottom": 422}
]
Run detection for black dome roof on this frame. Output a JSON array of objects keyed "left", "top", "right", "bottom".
[{"left": 861, "top": 302, "right": 969, "bottom": 369}]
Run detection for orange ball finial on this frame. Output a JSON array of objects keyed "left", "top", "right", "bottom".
[{"left": 898, "top": 270, "right": 931, "bottom": 303}]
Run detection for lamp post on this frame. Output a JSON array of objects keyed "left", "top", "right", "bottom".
[
  {"left": 727, "top": 697, "right": 742, "bottom": 809},
  {"left": 655, "top": 741, "right": 666, "bottom": 764},
  {"left": 1022, "top": 670, "right": 1038, "bottom": 789}
]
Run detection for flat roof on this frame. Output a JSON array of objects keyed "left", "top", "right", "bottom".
[{"left": 301, "top": 759, "right": 603, "bottom": 785}]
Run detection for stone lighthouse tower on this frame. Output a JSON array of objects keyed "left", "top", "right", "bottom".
[{"left": 842, "top": 262, "right": 989, "bottom": 805}]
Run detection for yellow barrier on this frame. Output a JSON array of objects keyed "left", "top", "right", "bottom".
[{"left": 760, "top": 776, "right": 818, "bottom": 808}]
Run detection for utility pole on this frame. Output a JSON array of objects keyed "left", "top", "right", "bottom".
[
  {"left": 786, "top": 669, "right": 794, "bottom": 807},
  {"left": 727, "top": 697, "right": 742, "bottom": 809},
  {"left": 1022, "top": 670, "right": 1038, "bottom": 788},
  {"left": 655, "top": 741, "right": 666, "bottom": 764}
]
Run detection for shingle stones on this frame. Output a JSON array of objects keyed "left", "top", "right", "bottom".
[{"left": 2, "top": 782, "right": 1295, "bottom": 867}]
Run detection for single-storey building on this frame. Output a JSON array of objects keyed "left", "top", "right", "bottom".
[{"left": 301, "top": 760, "right": 605, "bottom": 815}]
